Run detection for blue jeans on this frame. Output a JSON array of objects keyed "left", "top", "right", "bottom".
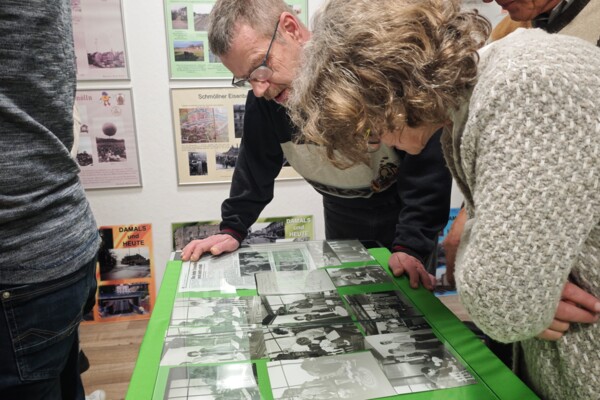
[{"left": 0, "top": 257, "right": 97, "bottom": 400}]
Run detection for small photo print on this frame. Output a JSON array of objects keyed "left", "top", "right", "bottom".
[
  {"left": 233, "top": 104, "right": 245, "bottom": 138},
  {"left": 76, "top": 136, "right": 94, "bottom": 167},
  {"left": 163, "top": 364, "right": 261, "bottom": 400},
  {"left": 160, "top": 330, "right": 266, "bottom": 366},
  {"left": 216, "top": 146, "right": 238, "bottom": 170},
  {"left": 262, "top": 291, "right": 352, "bottom": 326},
  {"left": 96, "top": 137, "right": 127, "bottom": 162},
  {"left": 268, "top": 352, "right": 396, "bottom": 399},
  {"left": 264, "top": 323, "right": 365, "bottom": 361},
  {"left": 238, "top": 250, "right": 273, "bottom": 277},
  {"left": 174, "top": 41, "right": 204, "bottom": 62},
  {"left": 327, "top": 240, "right": 374, "bottom": 263},
  {"left": 170, "top": 5, "right": 188, "bottom": 30},
  {"left": 169, "top": 296, "right": 266, "bottom": 333},
  {"left": 193, "top": 3, "right": 212, "bottom": 31},
  {"left": 179, "top": 106, "right": 228, "bottom": 143},
  {"left": 344, "top": 290, "right": 423, "bottom": 323},
  {"left": 255, "top": 270, "right": 336, "bottom": 296},
  {"left": 326, "top": 265, "right": 392, "bottom": 287},
  {"left": 365, "top": 331, "right": 477, "bottom": 394},
  {"left": 188, "top": 151, "right": 208, "bottom": 176},
  {"left": 97, "top": 282, "right": 150, "bottom": 319},
  {"left": 99, "top": 246, "right": 151, "bottom": 281}
]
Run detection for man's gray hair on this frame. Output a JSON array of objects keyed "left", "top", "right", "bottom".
[{"left": 208, "top": 0, "right": 293, "bottom": 55}]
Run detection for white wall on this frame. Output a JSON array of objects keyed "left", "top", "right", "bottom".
[{"left": 80, "top": 0, "right": 501, "bottom": 290}]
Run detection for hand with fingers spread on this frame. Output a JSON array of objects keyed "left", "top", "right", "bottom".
[
  {"left": 388, "top": 252, "right": 436, "bottom": 291},
  {"left": 537, "top": 282, "right": 600, "bottom": 341},
  {"left": 181, "top": 234, "right": 240, "bottom": 262}
]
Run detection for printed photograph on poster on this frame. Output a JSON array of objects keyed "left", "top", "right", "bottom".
[
  {"left": 74, "top": 89, "right": 141, "bottom": 189},
  {"left": 267, "top": 352, "right": 397, "bottom": 400},
  {"left": 162, "top": 364, "right": 261, "bottom": 400},
  {"left": 171, "top": 87, "right": 301, "bottom": 184},
  {"left": 326, "top": 265, "right": 393, "bottom": 287},
  {"left": 172, "top": 215, "right": 314, "bottom": 250},
  {"left": 365, "top": 331, "right": 477, "bottom": 394},
  {"left": 164, "top": 0, "right": 308, "bottom": 79},
  {"left": 97, "top": 282, "right": 150, "bottom": 320},
  {"left": 264, "top": 324, "right": 365, "bottom": 361},
  {"left": 71, "top": 0, "right": 129, "bottom": 80},
  {"left": 83, "top": 224, "right": 155, "bottom": 323}
]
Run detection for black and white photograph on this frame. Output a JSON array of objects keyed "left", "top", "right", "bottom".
[
  {"left": 326, "top": 265, "right": 393, "bottom": 287},
  {"left": 163, "top": 363, "right": 261, "bottom": 400},
  {"left": 238, "top": 250, "right": 273, "bottom": 277},
  {"left": 326, "top": 240, "right": 374, "bottom": 263},
  {"left": 373, "top": 316, "right": 432, "bottom": 335},
  {"left": 264, "top": 324, "right": 365, "bottom": 360},
  {"left": 169, "top": 296, "right": 266, "bottom": 333},
  {"left": 262, "top": 291, "right": 352, "bottom": 326},
  {"left": 345, "top": 290, "right": 422, "bottom": 322},
  {"left": 270, "top": 246, "right": 313, "bottom": 271},
  {"left": 255, "top": 270, "right": 335, "bottom": 296},
  {"left": 160, "top": 330, "right": 266, "bottom": 366},
  {"left": 233, "top": 104, "right": 245, "bottom": 139},
  {"left": 96, "top": 137, "right": 127, "bottom": 162},
  {"left": 268, "top": 352, "right": 396, "bottom": 400},
  {"left": 365, "top": 331, "right": 477, "bottom": 394},
  {"left": 76, "top": 136, "right": 94, "bottom": 167},
  {"left": 305, "top": 241, "right": 341, "bottom": 268},
  {"left": 215, "top": 146, "right": 238, "bottom": 170},
  {"left": 188, "top": 151, "right": 208, "bottom": 176}
]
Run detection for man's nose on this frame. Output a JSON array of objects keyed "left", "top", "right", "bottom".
[{"left": 250, "top": 80, "right": 270, "bottom": 98}]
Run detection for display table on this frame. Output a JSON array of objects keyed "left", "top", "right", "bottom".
[{"left": 127, "top": 241, "right": 538, "bottom": 400}]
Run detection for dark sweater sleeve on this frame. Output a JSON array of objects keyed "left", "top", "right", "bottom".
[
  {"left": 220, "top": 93, "right": 285, "bottom": 240},
  {"left": 392, "top": 129, "right": 452, "bottom": 261}
]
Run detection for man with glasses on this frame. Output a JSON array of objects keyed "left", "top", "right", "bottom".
[{"left": 181, "top": 0, "right": 452, "bottom": 290}]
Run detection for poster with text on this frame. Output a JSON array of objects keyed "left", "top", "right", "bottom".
[
  {"left": 165, "top": 0, "right": 308, "bottom": 79},
  {"left": 72, "top": 0, "right": 129, "bottom": 81},
  {"left": 75, "top": 89, "right": 142, "bottom": 189},
  {"left": 83, "top": 223, "right": 156, "bottom": 324},
  {"left": 171, "top": 87, "right": 300, "bottom": 184}
]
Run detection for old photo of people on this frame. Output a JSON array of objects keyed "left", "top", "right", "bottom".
[{"left": 327, "top": 265, "right": 393, "bottom": 287}]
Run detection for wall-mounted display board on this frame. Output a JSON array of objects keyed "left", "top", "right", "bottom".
[
  {"left": 83, "top": 223, "right": 156, "bottom": 324},
  {"left": 127, "top": 242, "right": 539, "bottom": 400},
  {"left": 172, "top": 215, "right": 315, "bottom": 251},
  {"left": 164, "top": 0, "right": 308, "bottom": 79},
  {"left": 72, "top": 0, "right": 130, "bottom": 81},
  {"left": 74, "top": 89, "right": 142, "bottom": 189},
  {"left": 171, "top": 87, "right": 300, "bottom": 184}
]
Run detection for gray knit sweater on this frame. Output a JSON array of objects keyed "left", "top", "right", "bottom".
[
  {"left": 0, "top": 1, "right": 100, "bottom": 283},
  {"left": 446, "top": 29, "right": 600, "bottom": 400}
]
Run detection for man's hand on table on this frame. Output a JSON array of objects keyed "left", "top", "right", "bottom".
[
  {"left": 388, "top": 251, "right": 436, "bottom": 291},
  {"left": 181, "top": 234, "right": 240, "bottom": 262}
]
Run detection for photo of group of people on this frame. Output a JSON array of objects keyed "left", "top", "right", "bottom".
[{"left": 159, "top": 239, "right": 479, "bottom": 399}]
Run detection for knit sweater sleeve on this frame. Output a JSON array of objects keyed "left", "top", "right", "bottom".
[{"left": 455, "top": 31, "right": 600, "bottom": 343}]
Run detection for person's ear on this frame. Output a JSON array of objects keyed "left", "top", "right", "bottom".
[{"left": 279, "top": 11, "right": 307, "bottom": 44}]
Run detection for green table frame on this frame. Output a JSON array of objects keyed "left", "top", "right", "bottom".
[{"left": 127, "top": 248, "right": 539, "bottom": 400}]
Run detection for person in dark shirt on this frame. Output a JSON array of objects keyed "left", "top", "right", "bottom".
[{"left": 181, "top": 0, "right": 452, "bottom": 290}]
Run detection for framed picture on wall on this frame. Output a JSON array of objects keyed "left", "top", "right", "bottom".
[
  {"left": 171, "top": 87, "right": 301, "bottom": 184},
  {"left": 164, "top": 0, "right": 308, "bottom": 79},
  {"left": 72, "top": 0, "right": 130, "bottom": 81},
  {"left": 74, "top": 89, "right": 142, "bottom": 189}
]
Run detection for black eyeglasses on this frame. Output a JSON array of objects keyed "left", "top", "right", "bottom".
[{"left": 231, "top": 20, "right": 280, "bottom": 88}]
